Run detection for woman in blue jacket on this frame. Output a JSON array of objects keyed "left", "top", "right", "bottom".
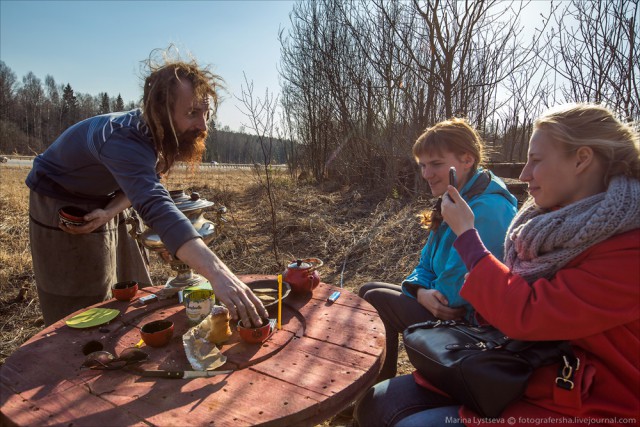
[{"left": 359, "top": 118, "right": 518, "bottom": 381}]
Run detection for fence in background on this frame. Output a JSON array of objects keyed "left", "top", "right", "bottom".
[
  {"left": 199, "top": 163, "right": 287, "bottom": 169},
  {"left": 0, "top": 155, "right": 287, "bottom": 170}
]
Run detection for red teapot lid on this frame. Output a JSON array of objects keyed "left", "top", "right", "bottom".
[{"left": 287, "top": 259, "right": 312, "bottom": 269}]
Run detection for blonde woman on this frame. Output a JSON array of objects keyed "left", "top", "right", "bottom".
[{"left": 356, "top": 104, "right": 640, "bottom": 426}]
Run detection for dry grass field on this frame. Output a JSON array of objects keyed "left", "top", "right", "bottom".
[{"left": 0, "top": 164, "right": 432, "bottom": 426}]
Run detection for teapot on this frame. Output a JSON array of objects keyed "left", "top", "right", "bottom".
[{"left": 283, "top": 258, "right": 323, "bottom": 294}]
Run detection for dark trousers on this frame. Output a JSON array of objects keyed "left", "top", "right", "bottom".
[
  {"left": 354, "top": 375, "right": 460, "bottom": 427},
  {"left": 359, "top": 282, "right": 437, "bottom": 381}
]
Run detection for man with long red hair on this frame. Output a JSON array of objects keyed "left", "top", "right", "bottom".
[{"left": 26, "top": 49, "right": 268, "bottom": 327}]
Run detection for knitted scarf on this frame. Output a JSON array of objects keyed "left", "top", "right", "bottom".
[{"left": 504, "top": 175, "right": 640, "bottom": 284}]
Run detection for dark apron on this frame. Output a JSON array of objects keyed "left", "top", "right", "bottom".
[{"left": 29, "top": 190, "right": 152, "bottom": 325}]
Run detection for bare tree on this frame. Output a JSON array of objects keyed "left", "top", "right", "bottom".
[
  {"left": 0, "top": 61, "right": 17, "bottom": 122},
  {"left": 542, "top": 0, "right": 639, "bottom": 120},
  {"left": 18, "top": 72, "right": 45, "bottom": 153},
  {"left": 494, "top": 51, "right": 551, "bottom": 161},
  {"left": 279, "top": 0, "right": 544, "bottom": 190},
  {"left": 237, "top": 73, "right": 283, "bottom": 263},
  {"left": 43, "top": 75, "right": 63, "bottom": 145}
]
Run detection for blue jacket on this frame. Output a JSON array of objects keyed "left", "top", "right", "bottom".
[{"left": 401, "top": 168, "right": 517, "bottom": 321}]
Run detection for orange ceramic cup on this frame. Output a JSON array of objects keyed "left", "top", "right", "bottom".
[
  {"left": 140, "top": 320, "right": 174, "bottom": 348},
  {"left": 112, "top": 281, "right": 139, "bottom": 301},
  {"left": 237, "top": 318, "right": 276, "bottom": 344},
  {"left": 58, "top": 206, "right": 88, "bottom": 226}
]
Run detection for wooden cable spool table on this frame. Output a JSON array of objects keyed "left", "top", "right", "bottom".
[{"left": 1, "top": 275, "right": 385, "bottom": 426}]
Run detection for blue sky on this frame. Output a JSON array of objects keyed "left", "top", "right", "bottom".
[{"left": 0, "top": 0, "right": 295, "bottom": 132}]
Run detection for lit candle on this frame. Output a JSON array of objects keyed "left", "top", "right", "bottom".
[{"left": 277, "top": 274, "right": 283, "bottom": 330}]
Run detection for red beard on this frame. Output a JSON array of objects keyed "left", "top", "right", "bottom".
[{"left": 176, "top": 130, "right": 207, "bottom": 163}]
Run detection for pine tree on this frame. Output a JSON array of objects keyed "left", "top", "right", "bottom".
[
  {"left": 61, "top": 83, "right": 78, "bottom": 128},
  {"left": 99, "top": 92, "right": 110, "bottom": 114},
  {"left": 114, "top": 94, "right": 124, "bottom": 112}
]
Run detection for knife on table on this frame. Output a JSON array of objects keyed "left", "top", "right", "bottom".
[{"left": 135, "top": 370, "right": 233, "bottom": 379}]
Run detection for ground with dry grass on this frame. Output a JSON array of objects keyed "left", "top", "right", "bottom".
[{"left": 1, "top": 164, "right": 434, "bottom": 425}]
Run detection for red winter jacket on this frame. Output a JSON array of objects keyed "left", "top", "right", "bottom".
[{"left": 459, "top": 229, "right": 640, "bottom": 426}]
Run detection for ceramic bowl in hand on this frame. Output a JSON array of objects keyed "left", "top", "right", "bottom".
[
  {"left": 237, "top": 317, "right": 276, "bottom": 344},
  {"left": 58, "top": 206, "right": 88, "bottom": 226},
  {"left": 140, "top": 320, "right": 174, "bottom": 348},
  {"left": 112, "top": 281, "right": 139, "bottom": 301}
]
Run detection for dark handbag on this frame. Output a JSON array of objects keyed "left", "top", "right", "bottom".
[{"left": 403, "top": 320, "right": 578, "bottom": 418}]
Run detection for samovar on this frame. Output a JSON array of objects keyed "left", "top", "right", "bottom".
[{"left": 127, "top": 190, "right": 227, "bottom": 289}]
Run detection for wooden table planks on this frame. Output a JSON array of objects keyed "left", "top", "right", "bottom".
[{"left": 1, "top": 276, "right": 385, "bottom": 426}]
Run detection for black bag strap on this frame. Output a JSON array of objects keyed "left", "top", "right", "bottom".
[
  {"left": 405, "top": 320, "right": 508, "bottom": 350},
  {"left": 405, "top": 319, "right": 464, "bottom": 332}
]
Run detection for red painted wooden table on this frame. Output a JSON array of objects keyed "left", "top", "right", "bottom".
[{"left": 1, "top": 275, "right": 385, "bottom": 426}]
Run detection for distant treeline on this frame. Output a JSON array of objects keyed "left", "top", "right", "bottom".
[
  {"left": 0, "top": 61, "right": 290, "bottom": 165},
  {"left": 207, "top": 125, "right": 290, "bottom": 165}
]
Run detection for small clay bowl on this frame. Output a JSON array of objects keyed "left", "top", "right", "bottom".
[
  {"left": 140, "top": 320, "right": 174, "bottom": 348},
  {"left": 112, "top": 281, "right": 139, "bottom": 301},
  {"left": 58, "top": 206, "right": 88, "bottom": 226},
  {"left": 237, "top": 317, "right": 276, "bottom": 344}
]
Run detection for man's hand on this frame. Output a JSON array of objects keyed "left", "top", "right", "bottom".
[
  {"left": 209, "top": 272, "right": 269, "bottom": 328},
  {"left": 416, "top": 288, "right": 466, "bottom": 320},
  {"left": 441, "top": 185, "right": 475, "bottom": 236},
  {"left": 176, "top": 239, "right": 268, "bottom": 328},
  {"left": 59, "top": 192, "right": 131, "bottom": 235},
  {"left": 59, "top": 208, "right": 113, "bottom": 234}
]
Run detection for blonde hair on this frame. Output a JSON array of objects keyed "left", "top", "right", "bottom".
[
  {"left": 534, "top": 103, "right": 640, "bottom": 184},
  {"left": 413, "top": 118, "right": 486, "bottom": 232}
]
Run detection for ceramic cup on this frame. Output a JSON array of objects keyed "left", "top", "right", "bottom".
[
  {"left": 140, "top": 320, "right": 174, "bottom": 348},
  {"left": 58, "top": 206, "right": 88, "bottom": 226},
  {"left": 237, "top": 317, "right": 276, "bottom": 344},
  {"left": 112, "top": 281, "right": 139, "bottom": 301}
]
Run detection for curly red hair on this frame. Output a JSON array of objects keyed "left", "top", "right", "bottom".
[{"left": 142, "top": 49, "right": 224, "bottom": 173}]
